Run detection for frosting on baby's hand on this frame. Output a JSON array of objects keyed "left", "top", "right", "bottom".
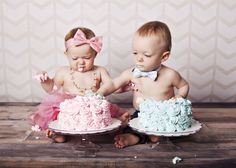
[{"left": 33, "top": 72, "right": 49, "bottom": 83}]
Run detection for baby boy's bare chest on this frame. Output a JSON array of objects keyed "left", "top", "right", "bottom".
[{"left": 131, "top": 77, "right": 170, "bottom": 95}]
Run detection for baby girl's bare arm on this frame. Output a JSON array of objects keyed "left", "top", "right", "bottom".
[{"left": 96, "top": 67, "right": 114, "bottom": 96}]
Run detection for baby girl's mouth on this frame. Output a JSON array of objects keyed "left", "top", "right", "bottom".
[{"left": 77, "top": 67, "right": 84, "bottom": 72}]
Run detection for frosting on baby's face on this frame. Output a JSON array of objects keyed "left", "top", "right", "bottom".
[{"left": 66, "top": 45, "right": 96, "bottom": 72}]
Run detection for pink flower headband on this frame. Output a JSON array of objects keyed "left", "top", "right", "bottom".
[{"left": 65, "top": 29, "right": 102, "bottom": 53}]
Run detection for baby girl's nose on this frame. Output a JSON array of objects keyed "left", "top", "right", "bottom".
[{"left": 78, "top": 58, "right": 84, "bottom": 64}]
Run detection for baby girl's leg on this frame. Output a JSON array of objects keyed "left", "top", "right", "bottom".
[
  {"left": 114, "top": 133, "right": 139, "bottom": 149},
  {"left": 46, "top": 130, "right": 66, "bottom": 143}
]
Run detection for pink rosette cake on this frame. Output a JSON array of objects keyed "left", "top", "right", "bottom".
[{"left": 57, "top": 94, "right": 112, "bottom": 131}]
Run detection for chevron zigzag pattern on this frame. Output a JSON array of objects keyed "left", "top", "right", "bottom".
[{"left": 0, "top": 0, "right": 236, "bottom": 102}]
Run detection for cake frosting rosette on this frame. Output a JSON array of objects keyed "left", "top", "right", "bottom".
[
  {"left": 57, "top": 91, "right": 112, "bottom": 131},
  {"left": 138, "top": 98, "right": 192, "bottom": 132}
]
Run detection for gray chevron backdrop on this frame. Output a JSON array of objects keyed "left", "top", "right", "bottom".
[{"left": 0, "top": 0, "right": 236, "bottom": 103}]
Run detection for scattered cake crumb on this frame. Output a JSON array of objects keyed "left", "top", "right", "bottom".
[
  {"left": 31, "top": 125, "right": 41, "bottom": 132},
  {"left": 172, "top": 156, "right": 182, "bottom": 164}
]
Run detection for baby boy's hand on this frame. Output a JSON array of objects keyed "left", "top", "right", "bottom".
[
  {"left": 33, "top": 72, "right": 49, "bottom": 83},
  {"left": 123, "top": 82, "right": 136, "bottom": 92},
  {"left": 118, "top": 112, "right": 131, "bottom": 126}
]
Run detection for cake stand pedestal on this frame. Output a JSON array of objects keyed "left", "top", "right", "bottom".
[
  {"left": 48, "top": 119, "right": 121, "bottom": 149},
  {"left": 129, "top": 118, "right": 202, "bottom": 150},
  {"left": 70, "top": 134, "right": 102, "bottom": 149}
]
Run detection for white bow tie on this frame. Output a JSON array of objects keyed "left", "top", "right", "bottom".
[{"left": 133, "top": 66, "right": 161, "bottom": 81}]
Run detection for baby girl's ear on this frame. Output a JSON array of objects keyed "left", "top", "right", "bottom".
[
  {"left": 64, "top": 51, "right": 68, "bottom": 56},
  {"left": 161, "top": 51, "right": 170, "bottom": 62},
  {"left": 64, "top": 51, "right": 71, "bottom": 59}
]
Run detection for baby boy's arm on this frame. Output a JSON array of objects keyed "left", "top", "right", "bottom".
[
  {"left": 172, "top": 71, "right": 189, "bottom": 98},
  {"left": 112, "top": 68, "right": 133, "bottom": 93}
]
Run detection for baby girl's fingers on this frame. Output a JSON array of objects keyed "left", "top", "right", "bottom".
[
  {"left": 44, "top": 73, "right": 48, "bottom": 80},
  {"left": 39, "top": 74, "right": 46, "bottom": 82},
  {"left": 33, "top": 72, "right": 49, "bottom": 83},
  {"left": 40, "top": 74, "right": 46, "bottom": 82}
]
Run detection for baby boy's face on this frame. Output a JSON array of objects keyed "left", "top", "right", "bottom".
[{"left": 132, "top": 34, "right": 165, "bottom": 72}]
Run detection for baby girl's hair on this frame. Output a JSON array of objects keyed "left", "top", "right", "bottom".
[
  {"left": 136, "top": 21, "right": 172, "bottom": 52},
  {"left": 64, "top": 27, "right": 102, "bottom": 53},
  {"left": 65, "top": 27, "right": 95, "bottom": 42}
]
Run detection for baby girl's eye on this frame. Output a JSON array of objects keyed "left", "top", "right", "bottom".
[{"left": 133, "top": 52, "right": 137, "bottom": 55}]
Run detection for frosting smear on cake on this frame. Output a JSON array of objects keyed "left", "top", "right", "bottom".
[
  {"left": 57, "top": 92, "right": 112, "bottom": 131},
  {"left": 138, "top": 98, "right": 192, "bottom": 132}
]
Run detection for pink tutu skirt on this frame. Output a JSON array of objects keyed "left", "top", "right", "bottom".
[
  {"left": 29, "top": 92, "right": 124, "bottom": 130},
  {"left": 29, "top": 92, "right": 75, "bottom": 130}
]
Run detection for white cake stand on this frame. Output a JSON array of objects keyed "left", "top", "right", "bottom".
[
  {"left": 48, "top": 118, "right": 121, "bottom": 148},
  {"left": 129, "top": 118, "right": 202, "bottom": 149},
  {"left": 129, "top": 118, "right": 202, "bottom": 137}
]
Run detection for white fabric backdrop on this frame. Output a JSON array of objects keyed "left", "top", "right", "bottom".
[{"left": 0, "top": 0, "right": 236, "bottom": 102}]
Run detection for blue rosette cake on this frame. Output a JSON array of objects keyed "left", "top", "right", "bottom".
[{"left": 138, "top": 98, "right": 192, "bottom": 132}]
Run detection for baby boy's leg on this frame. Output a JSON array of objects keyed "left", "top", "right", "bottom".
[
  {"left": 114, "top": 133, "right": 139, "bottom": 148},
  {"left": 148, "top": 135, "right": 161, "bottom": 143}
]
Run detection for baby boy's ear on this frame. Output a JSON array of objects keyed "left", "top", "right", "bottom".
[{"left": 161, "top": 51, "right": 170, "bottom": 62}]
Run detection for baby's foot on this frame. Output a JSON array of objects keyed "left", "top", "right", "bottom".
[
  {"left": 149, "top": 135, "right": 161, "bottom": 143},
  {"left": 46, "top": 130, "right": 66, "bottom": 143},
  {"left": 114, "top": 133, "right": 139, "bottom": 149}
]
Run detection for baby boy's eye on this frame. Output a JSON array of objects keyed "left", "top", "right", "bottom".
[
  {"left": 133, "top": 52, "right": 137, "bottom": 55},
  {"left": 72, "top": 57, "right": 78, "bottom": 60},
  {"left": 144, "top": 54, "right": 152, "bottom": 57}
]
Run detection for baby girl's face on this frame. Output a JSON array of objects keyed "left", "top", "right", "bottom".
[
  {"left": 66, "top": 44, "right": 96, "bottom": 72},
  {"left": 132, "top": 34, "right": 165, "bottom": 72}
]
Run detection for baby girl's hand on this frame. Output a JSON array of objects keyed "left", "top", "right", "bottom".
[{"left": 33, "top": 72, "right": 49, "bottom": 83}]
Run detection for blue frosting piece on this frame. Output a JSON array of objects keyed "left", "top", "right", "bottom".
[
  {"left": 84, "top": 90, "right": 104, "bottom": 99},
  {"left": 139, "top": 98, "right": 192, "bottom": 132}
]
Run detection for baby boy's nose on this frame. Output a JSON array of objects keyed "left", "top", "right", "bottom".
[{"left": 137, "top": 55, "right": 143, "bottom": 62}]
